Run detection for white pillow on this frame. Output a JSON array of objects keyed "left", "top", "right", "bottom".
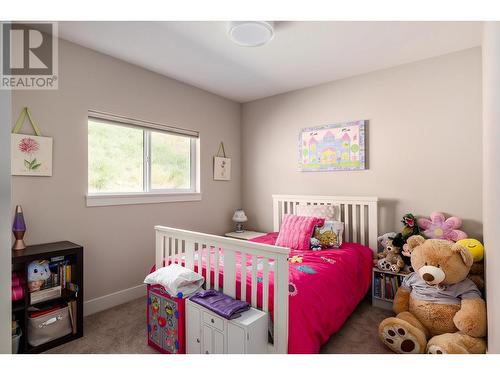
[
  {"left": 295, "top": 204, "right": 339, "bottom": 221},
  {"left": 144, "top": 264, "right": 204, "bottom": 297}
]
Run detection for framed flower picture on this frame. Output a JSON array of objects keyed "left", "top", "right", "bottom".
[
  {"left": 11, "top": 134, "right": 53, "bottom": 176},
  {"left": 213, "top": 142, "right": 231, "bottom": 181},
  {"left": 214, "top": 156, "right": 231, "bottom": 181},
  {"left": 11, "top": 107, "right": 53, "bottom": 176}
]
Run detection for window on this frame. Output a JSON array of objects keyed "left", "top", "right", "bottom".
[{"left": 87, "top": 112, "right": 199, "bottom": 206}]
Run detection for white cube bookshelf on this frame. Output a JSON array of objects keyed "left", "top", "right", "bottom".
[{"left": 372, "top": 267, "right": 410, "bottom": 311}]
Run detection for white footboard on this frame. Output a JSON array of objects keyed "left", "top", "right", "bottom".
[{"left": 155, "top": 225, "right": 291, "bottom": 354}]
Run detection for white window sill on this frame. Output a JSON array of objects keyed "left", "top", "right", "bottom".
[{"left": 86, "top": 192, "right": 202, "bottom": 207}]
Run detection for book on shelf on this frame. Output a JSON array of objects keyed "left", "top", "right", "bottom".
[
  {"left": 373, "top": 270, "right": 408, "bottom": 301},
  {"left": 30, "top": 285, "right": 62, "bottom": 305},
  {"left": 30, "top": 256, "right": 77, "bottom": 305},
  {"left": 44, "top": 258, "right": 74, "bottom": 290},
  {"left": 67, "top": 300, "right": 77, "bottom": 334},
  {"left": 373, "top": 273, "right": 380, "bottom": 297},
  {"left": 384, "top": 276, "right": 391, "bottom": 300}
]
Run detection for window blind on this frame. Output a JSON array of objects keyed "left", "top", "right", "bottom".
[{"left": 88, "top": 110, "right": 199, "bottom": 138}]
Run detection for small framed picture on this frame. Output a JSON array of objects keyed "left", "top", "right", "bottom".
[
  {"left": 11, "top": 107, "right": 53, "bottom": 177},
  {"left": 214, "top": 156, "right": 231, "bottom": 181},
  {"left": 11, "top": 133, "right": 53, "bottom": 176}
]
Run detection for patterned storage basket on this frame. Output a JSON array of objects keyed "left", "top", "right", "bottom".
[{"left": 147, "top": 284, "right": 186, "bottom": 354}]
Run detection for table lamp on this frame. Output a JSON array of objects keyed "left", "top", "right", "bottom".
[
  {"left": 232, "top": 209, "right": 247, "bottom": 233},
  {"left": 12, "top": 205, "right": 26, "bottom": 251}
]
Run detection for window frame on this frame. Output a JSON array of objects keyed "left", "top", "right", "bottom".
[
  {"left": 86, "top": 111, "right": 201, "bottom": 207},
  {"left": 143, "top": 130, "right": 198, "bottom": 194}
]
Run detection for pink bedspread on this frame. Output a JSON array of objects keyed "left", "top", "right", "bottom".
[
  {"left": 253, "top": 233, "right": 372, "bottom": 353},
  {"left": 195, "top": 232, "right": 373, "bottom": 354}
]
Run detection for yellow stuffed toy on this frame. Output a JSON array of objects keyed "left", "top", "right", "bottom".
[
  {"left": 456, "top": 238, "right": 484, "bottom": 262},
  {"left": 457, "top": 239, "right": 485, "bottom": 291}
]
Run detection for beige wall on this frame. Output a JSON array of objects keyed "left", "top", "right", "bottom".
[
  {"left": 241, "top": 48, "right": 482, "bottom": 239},
  {"left": 12, "top": 39, "right": 241, "bottom": 303},
  {"left": 0, "top": 74, "right": 12, "bottom": 353},
  {"left": 483, "top": 22, "right": 500, "bottom": 353}
]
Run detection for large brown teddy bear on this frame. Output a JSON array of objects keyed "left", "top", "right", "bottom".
[{"left": 378, "top": 235, "right": 487, "bottom": 354}]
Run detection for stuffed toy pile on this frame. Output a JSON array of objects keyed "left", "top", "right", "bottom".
[
  {"left": 375, "top": 237, "right": 405, "bottom": 273},
  {"left": 378, "top": 235, "right": 487, "bottom": 354},
  {"left": 376, "top": 214, "right": 420, "bottom": 273},
  {"left": 377, "top": 212, "right": 472, "bottom": 273}
]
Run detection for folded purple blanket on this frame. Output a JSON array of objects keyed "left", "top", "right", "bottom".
[{"left": 190, "top": 289, "right": 250, "bottom": 320}]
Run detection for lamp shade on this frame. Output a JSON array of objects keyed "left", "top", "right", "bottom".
[
  {"left": 12, "top": 205, "right": 26, "bottom": 232},
  {"left": 232, "top": 209, "right": 248, "bottom": 223}
]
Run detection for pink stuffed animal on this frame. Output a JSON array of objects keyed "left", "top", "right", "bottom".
[{"left": 417, "top": 212, "right": 467, "bottom": 241}]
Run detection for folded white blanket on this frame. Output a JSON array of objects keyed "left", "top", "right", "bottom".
[{"left": 144, "top": 264, "right": 204, "bottom": 297}]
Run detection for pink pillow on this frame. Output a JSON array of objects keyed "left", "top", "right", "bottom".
[{"left": 275, "top": 214, "right": 325, "bottom": 250}]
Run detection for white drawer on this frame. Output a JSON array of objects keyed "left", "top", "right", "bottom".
[
  {"left": 187, "top": 299, "right": 268, "bottom": 354},
  {"left": 202, "top": 311, "right": 224, "bottom": 331}
]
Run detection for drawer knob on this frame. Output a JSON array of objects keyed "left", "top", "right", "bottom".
[
  {"left": 196, "top": 338, "right": 200, "bottom": 343},
  {"left": 211, "top": 318, "right": 215, "bottom": 323}
]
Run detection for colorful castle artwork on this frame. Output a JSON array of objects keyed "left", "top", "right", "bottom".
[{"left": 298, "top": 120, "right": 366, "bottom": 171}]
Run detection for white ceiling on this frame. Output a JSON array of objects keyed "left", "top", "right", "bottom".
[{"left": 59, "top": 21, "right": 482, "bottom": 103}]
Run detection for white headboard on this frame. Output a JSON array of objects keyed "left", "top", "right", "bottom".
[{"left": 272, "top": 194, "right": 379, "bottom": 252}]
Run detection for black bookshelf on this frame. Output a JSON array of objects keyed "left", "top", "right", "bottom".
[{"left": 11, "top": 241, "right": 84, "bottom": 354}]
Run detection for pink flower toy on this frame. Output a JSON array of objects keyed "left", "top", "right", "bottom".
[{"left": 417, "top": 212, "right": 467, "bottom": 241}]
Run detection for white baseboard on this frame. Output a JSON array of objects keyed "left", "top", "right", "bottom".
[{"left": 83, "top": 284, "right": 147, "bottom": 317}]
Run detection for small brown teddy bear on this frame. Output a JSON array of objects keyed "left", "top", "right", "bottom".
[
  {"left": 375, "top": 237, "right": 405, "bottom": 273},
  {"left": 378, "top": 235, "right": 487, "bottom": 354}
]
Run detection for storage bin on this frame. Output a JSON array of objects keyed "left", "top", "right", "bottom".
[
  {"left": 147, "top": 284, "right": 186, "bottom": 354},
  {"left": 28, "top": 306, "right": 72, "bottom": 347},
  {"left": 12, "top": 327, "right": 21, "bottom": 354}
]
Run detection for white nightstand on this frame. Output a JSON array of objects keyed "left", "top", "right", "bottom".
[{"left": 225, "top": 230, "right": 267, "bottom": 240}]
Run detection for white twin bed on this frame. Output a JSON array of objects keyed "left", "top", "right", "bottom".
[{"left": 155, "top": 194, "right": 378, "bottom": 353}]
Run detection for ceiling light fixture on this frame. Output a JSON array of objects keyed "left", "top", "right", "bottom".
[{"left": 228, "top": 21, "right": 274, "bottom": 47}]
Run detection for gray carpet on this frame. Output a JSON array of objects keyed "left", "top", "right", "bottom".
[
  {"left": 45, "top": 297, "right": 393, "bottom": 354},
  {"left": 45, "top": 297, "right": 157, "bottom": 354},
  {"left": 320, "top": 298, "right": 393, "bottom": 354}
]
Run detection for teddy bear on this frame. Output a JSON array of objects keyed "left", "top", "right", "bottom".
[
  {"left": 377, "top": 232, "right": 398, "bottom": 250},
  {"left": 378, "top": 235, "right": 487, "bottom": 354},
  {"left": 390, "top": 232, "right": 414, "bottom": 272},
  {"left": 375, "top": 237, "right": 405, "bottom": 273},
  {"left": 378, "top": 215, "right": 421, "bottom": 273},
  {"left": 27, "top": 260, "right": 51, "bottom": 292}
]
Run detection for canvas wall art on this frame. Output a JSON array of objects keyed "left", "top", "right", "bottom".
[
  {"left": 214, "top": 156, "right": 231, "bottom": 180},
  {"left": 213, "top": 142, "right": 231, "bottom": 181},
  {"left": 298, "top": 120, "right": 366, "bottom": 172},
  {"left": 11, "top": 134, "right": 53, "bottom": 176},
  {"left": 11, "top": 107, "right": 53, "bottom": 176}
]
